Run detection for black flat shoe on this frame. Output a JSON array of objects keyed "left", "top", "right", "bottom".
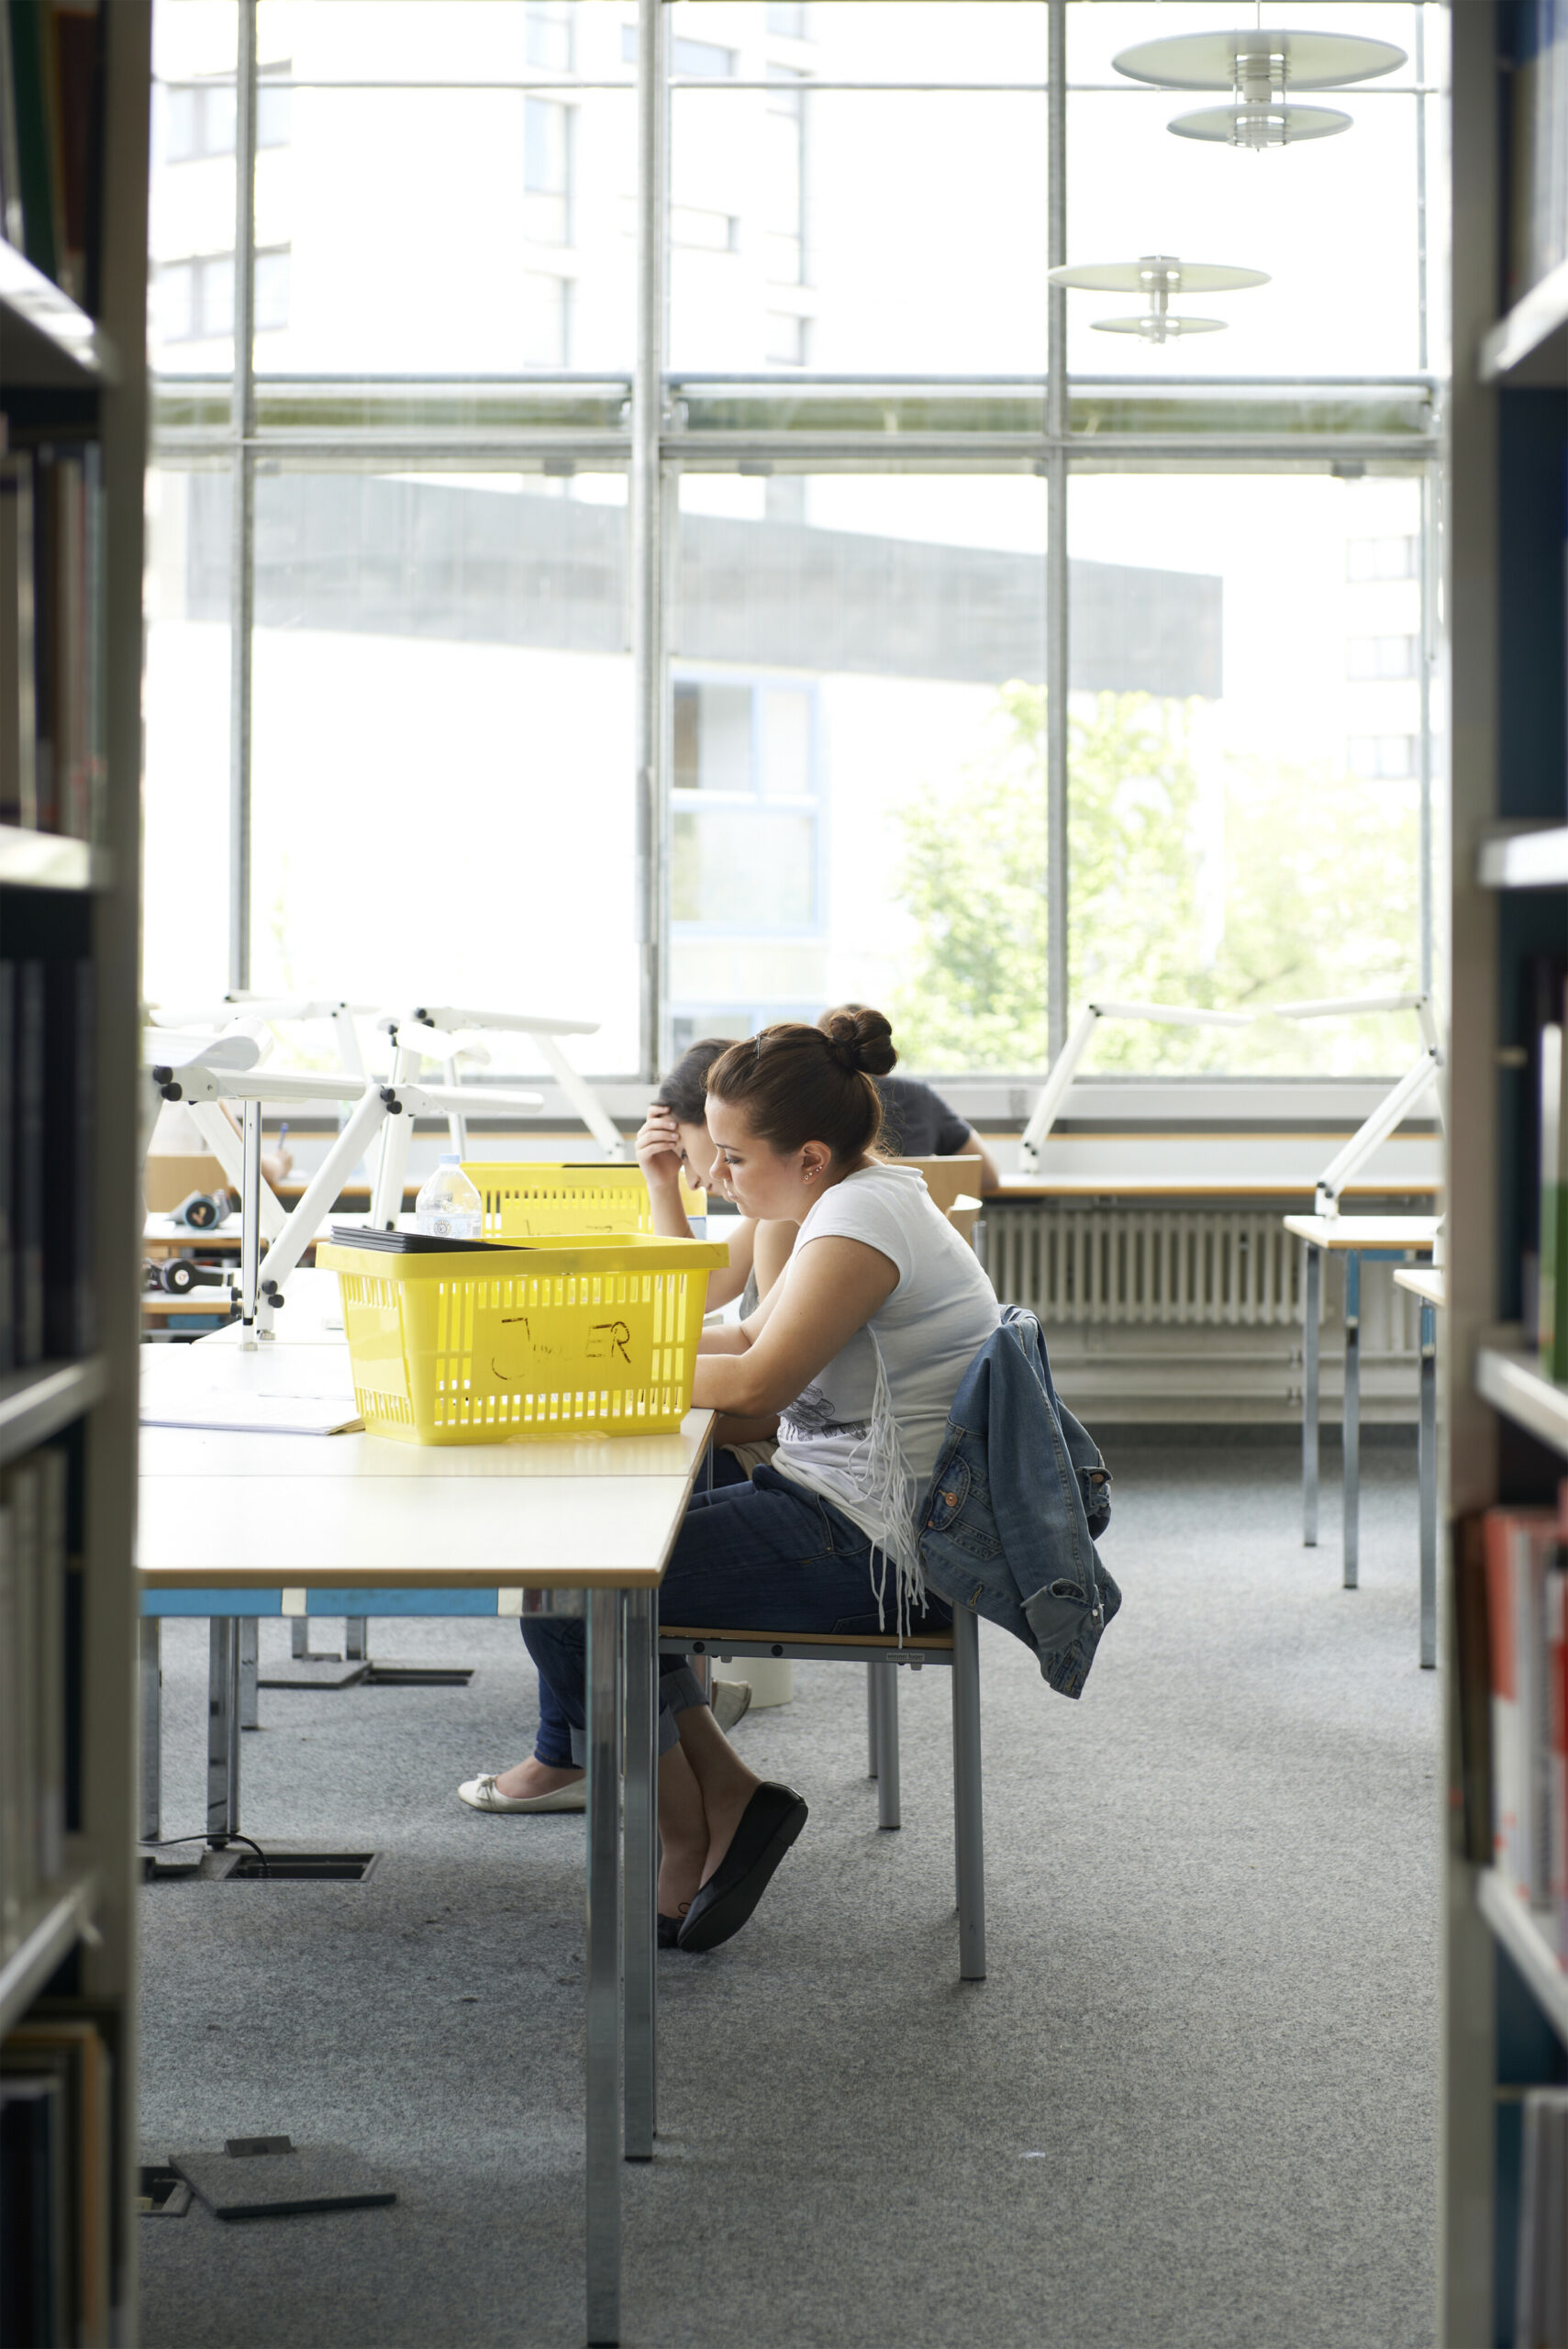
[
  {"left": 676, "top": 1783, "right": 808, "bottom": 1954},
  {"left": 657, "top": 1912, "right": 684, "bottom": 1950}
]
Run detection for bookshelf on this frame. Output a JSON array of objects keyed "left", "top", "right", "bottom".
[
  {"left": 0, "top": 4, "right": 149, "bottom": 2344},
  {"left": 1444, "top": 6, "right": 1568, "bottom": 2344}
]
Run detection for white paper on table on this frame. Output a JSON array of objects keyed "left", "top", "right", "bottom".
[{"left": 139, "top": 1394, "right": 364, "bottom": 1437}]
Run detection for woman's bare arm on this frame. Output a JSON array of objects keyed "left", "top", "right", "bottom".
[{"left": 692, "top": 1237, "right": 898, "bottom": 1419}]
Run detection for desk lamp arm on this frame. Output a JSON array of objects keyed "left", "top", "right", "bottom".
[
  {"left": 400, "top": 1005, "right": 625, "bottom": 1163},
  {"left": 1018, "top": 1002, "right": 1252, "bottom": 1172},
  {"left": 1313, "top": 1052, "right": 1441, "bottom": 1218}
]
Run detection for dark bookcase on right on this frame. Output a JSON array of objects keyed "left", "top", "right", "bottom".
[{"left": 1446, "top": 6, "right": 1568, "bottom": 2344}]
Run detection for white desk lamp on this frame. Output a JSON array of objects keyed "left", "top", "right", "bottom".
[
  {"left": 145, "top": 1046, "right": 543, "bottom": 1341},
  {"left": 1264, "top": 993, "right": 1443, "bottom": 1219},
  {"left": 385, "top": 1005, "right": 627, "bottom": 1164},
  {"left": 1017, "top": 1000, "right": 1253, "bottom": 1173}
]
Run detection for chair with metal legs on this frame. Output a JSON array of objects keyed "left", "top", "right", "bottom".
[{"left": 657, "top": 1610, "right": 987, "bottom": 1980}]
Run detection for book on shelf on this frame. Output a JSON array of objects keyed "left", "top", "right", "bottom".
[
  {"left": 1, "top": 2012, "right": 113, "bottom": 2349},
  {"left": 1544, "top": 1008, "right": 1568, "bottom": 1386},
  {"left": 1516, "top": 2088, "right": 1568, "bottom": 2348},
  {"left": 2, "top": 952, "right": 95, "bottom": 1372},
  {"left": 0, "top": 2073, "right": 65, "bottom": 2349},
  {"left": 0, "top": 0, "right": 103, "bottom": 308},
  {"left": 0, "top": 440, "right": 105, "bottom": 842},
  {"left": 1510, "top": 0, "right": 1568, "bottom": 306},
  {"left": 0, "top": 1446, "right": 70, "bottom": 1962}
]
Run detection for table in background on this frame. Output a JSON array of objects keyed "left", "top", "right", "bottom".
[
  {"left": 1282, "top": 1216, "right": 1441, "bottom": 1591},
  {"left": 1393, "top": 1265, "right": 1444, "bottom": 1670},
  {"left": 139, "top": 1336, "right": 712, "bottom": 2347}
]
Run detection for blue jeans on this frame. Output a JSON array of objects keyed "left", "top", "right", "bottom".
[{"left": 523, "top": 1455, "right": 951, "bottom": 1768}]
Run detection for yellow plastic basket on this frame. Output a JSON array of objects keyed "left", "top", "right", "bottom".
[
  {"left": 460, "top": 1162, "right": 706, "bottom": 1238},
  {"left": 317, "top": 1233, "right": 729, "bottom": 1446}
]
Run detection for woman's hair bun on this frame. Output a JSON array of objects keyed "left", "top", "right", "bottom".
[{"left": 820, "top": 1006, "right": 897, "bottom": 1080}]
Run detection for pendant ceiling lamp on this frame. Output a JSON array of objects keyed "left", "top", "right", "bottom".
[
  {"left": 1046, "top": 254, "right": 1269, "bottom": 344},
  {"left": 1112, "top": 27, "right": 1407, "bottom": 149}
]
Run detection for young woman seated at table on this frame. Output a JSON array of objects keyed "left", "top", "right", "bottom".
[
  {"left": 488, "top": 1009, "right": 1001, "bottom": 1951},
  {"left": 457, "top": 1040, "right": 795, "bottom": 1816}
]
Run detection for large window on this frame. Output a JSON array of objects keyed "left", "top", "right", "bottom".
[{"left": 144, "top": 0, "right": 1442, "bottom": 1085}]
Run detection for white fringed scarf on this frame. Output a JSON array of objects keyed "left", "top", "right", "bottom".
[{"left": 775, "top": 1329, "right": 928, "bottom": 1639}]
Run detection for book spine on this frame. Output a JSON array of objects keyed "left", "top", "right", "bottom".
[
  {"left": 35, "top": 1447, "right": 65, "bottom": 1886},
  {"left": 4, "top": 0, "right": 59, "bottom": 284},
  {"left": 0, "top": 958, "right": 13, "bottom": 1375},
  {"left": 1550, "top": 1567, "right": 1568, "bottom": 1960},
  {"left": 0, "top": 1492, "right": 17, "bottom": 1957},
  {"left": 42, "top": 958, "right": 95, "bottom": 1359},
  {"left": 0, "top": 452, "right": 37, "bottom": 830},
  {"left": 1541, "top": 1019, "right": 1562, "bottom": 1377},
  {"left": 1485, "top": 1510, "right": 1524, "bottom": 1886},
  {"left": 4, "top": 1457, "right": 39, "bottom": 1932},
  {"left": 13, "top": 961, "right": 43, "bottom": 1366}
]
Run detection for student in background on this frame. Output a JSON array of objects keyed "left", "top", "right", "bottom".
[{"left": 817, "top": 1003, "right": 1002, "bottom": 1193}]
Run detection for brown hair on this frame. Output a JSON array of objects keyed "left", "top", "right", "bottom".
[
  {"left": 654, "top": 1037, "right": 739, "bottom": 1126},
  {"left": 706, "top": 1011, "right": 896, "bottom": 1163}
]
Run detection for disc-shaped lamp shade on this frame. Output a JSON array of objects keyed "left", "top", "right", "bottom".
[
  {"left": 1092, "top": 314, "right": 1228, "bottom": 340},
  {"left": 1047, "top": 255, "right": 1270, "bottom": 295},
  {"left": 1112, "top": 29, "right": 1407, "bottom": 93},
  {"left": 1170, "top": 102, "right": 1352, "bottom": 146}
]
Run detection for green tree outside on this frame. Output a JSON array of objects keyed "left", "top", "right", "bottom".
[{"left": 891, "top": 683, "right": 1418, "bottom": 1075}]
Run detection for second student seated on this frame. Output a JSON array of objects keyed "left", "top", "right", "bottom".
[{"left": 486, "top": 1008, "right": 1001, "bottom": 1953}]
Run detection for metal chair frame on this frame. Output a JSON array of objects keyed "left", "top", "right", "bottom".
[{"left": 658, "top": 1611, "right": 986, "bottom": 1980}]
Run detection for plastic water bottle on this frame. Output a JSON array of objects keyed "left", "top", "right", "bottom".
[{"left": 415, "top": 1154, "right": 483, "bottom": 1241}]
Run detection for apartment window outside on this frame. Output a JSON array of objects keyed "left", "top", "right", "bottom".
[
  {"left": 157, "top": 247, "right": 290, "bottom": 342},
  {"left": 527, "top": 5, "right": 574, "bottom": 72},
  {"left": 672, "top": 679, "right": 819, "bottom": 938},
  {"left": 765, "top": 311, "right": 809, "bottom": 366},
  {"left": 522, "top": 272, "right": 572, "bottom": 368},
  {"left": 1347, "top": 634, "right": 1420, "bottom": 681},
  {"left": 1348, "top": 734, "right": 1418, "bottom": 780},
  {"left": 166, "top": 63, "right": 290, "bottom": 160},
  {"left": 1347, "top": 535, "right": 1419, "bottom": 582},
  {"left": 765, "top": 78, "right": 806, "bottom": 286},
  {"left": 524, "top": 98, "right": 573, "bottom": 246}
]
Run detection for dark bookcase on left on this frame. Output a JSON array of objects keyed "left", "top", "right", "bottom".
[{"left": 0, "top": 6, "right": 150, "bottom": 2346}]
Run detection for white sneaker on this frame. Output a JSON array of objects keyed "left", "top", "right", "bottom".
[
  {"left": 712, "top": 1679, "right": 752, "bottom": 1734},
  {"left": 458, "top": 1773, "right": 586, "bottom": 1814}
]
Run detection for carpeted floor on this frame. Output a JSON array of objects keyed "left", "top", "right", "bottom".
[{"left": 138, "top": 1440, "right": 1439, "bottom": 2349}]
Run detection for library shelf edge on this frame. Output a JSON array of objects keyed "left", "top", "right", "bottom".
[
  {"left": 0, "top": 232, "right": 110, "bottom": 387},
  {"left": 0, "top": 1356, "right": 109, "bottom": 1467},
  {"left": 1475, "top": 828, "right": 1568, "bottom": 890},
  {"left": 1476, "top": 1870, "right": 1568, "bottom": 2049},
  {"left": 0, "top": 822, "right": 112, "bottom": 890},
  {"left": 1473, "top": 1347, "right": 1568, "bottom": 1462},
  {"left": 0, "top": 1866, "right": 102, "bottom": 2040},
  {"left": 1478, "top": 252, "right": 1568, "bottom": 384}
]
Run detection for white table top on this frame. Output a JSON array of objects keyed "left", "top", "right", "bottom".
[
  {"left": 137, "top": 1470, "right": 705, "bottom": 1589},
  {"left": 1283, "top": 1215, "right": 1442, "bottom": 1251},
  {"left": 138, "top": 1330, "right": 717, "bottom": 1589},
  {"left": 1393, "top": 1266, "right": 1446, "bottom": 1308}
]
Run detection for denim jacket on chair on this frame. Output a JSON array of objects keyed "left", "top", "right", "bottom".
[{"left": 917, "top": 1307, "right": 1120, "bottom": 1699}]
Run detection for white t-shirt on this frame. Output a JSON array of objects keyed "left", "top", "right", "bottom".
[{"left": 771, "top": 1163, "right": 1000, "bottom": 1570}]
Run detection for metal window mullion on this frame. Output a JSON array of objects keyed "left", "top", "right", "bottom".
[
  {"left": 227, "top": 0, "right": 259, "bottom": 994},
  {"left": 1045, "top": 0, "right": 1068, "bottom": 1061},
  {"left": 632, "top": 0, "right": 668, "bottom": 1083}
]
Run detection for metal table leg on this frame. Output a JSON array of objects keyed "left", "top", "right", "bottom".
[
  {"left": 623, "top": 1587, "right": 656, "bottom": 2162},
  {"left": 1303, "top": 1242, "right": 1321, "bottom": 1547},
  {"left": 585, "top": 1589, "right": 624, "bottom": 2347},
  {"left": 239, "top": 1617, "right": 259, "bottom": 1729},
  {"left": 874, "top": 1658, "right": 901, "bottom": 1830},
  {"left": 206, "top": 1617, "right": 241, "bottom": 1844},
  {"left": 139, "top": 1616, "right": 161, "bottom": 1844},
  {"left": 951, "top": 1608, "right": 986, "bottom": 1982},
  {"left": 1343, "top": 1250, "right": 1361, "bottom": 1591},
  {"left": 1418, "top": 1297, "right": 1438, "bottom": 1668}
]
